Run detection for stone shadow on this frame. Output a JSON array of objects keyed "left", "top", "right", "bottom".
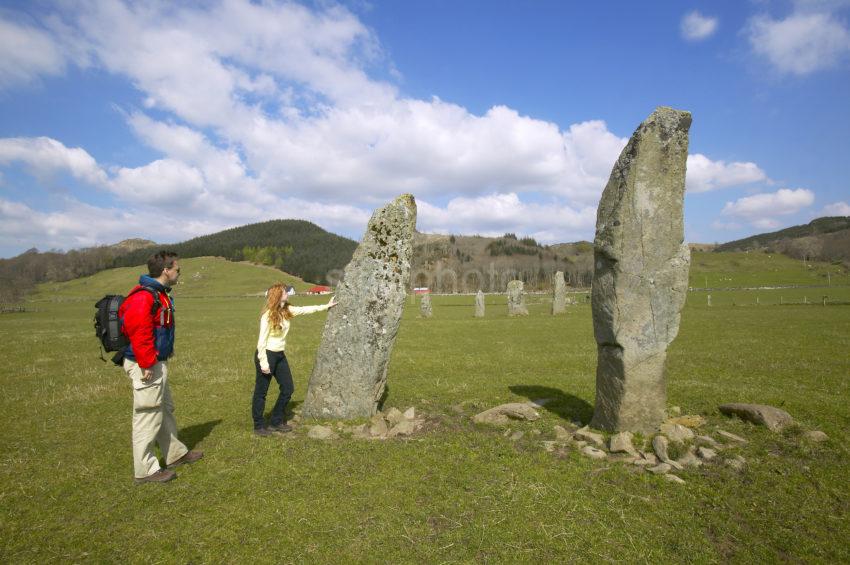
[
  {"left": 508, "top": 385, "right": 593, "bottom": 424},
  {"left": 179, "top": 419, "right": 222, "bottom": 450},
  {"left": 263, "top": 400, "right": 302, "bottom": 423}
]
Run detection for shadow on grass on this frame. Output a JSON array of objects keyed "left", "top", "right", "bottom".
[
  {"left": 261, "top": 400, "right": 303, "bottom": 424},
  {"left": 180, "top": 419, "right": 223, "bottom": 450},
  {"left": 508, "top": 385, "right": 593, "bottom": 424}
]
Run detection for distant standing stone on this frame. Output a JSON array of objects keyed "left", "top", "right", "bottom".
[
  {"left": 506, "top": 280, "right": 529, "bottom": 317},
  {"left": 303, "top": 194, "right": 417, "bottom": 419},
  {"left": 552, "top": 271, "right": 567, "bottom": 315},
  {"left": 590, "top": 107, "right": 692, "bottom": 434},
  {"left": 419, "top": 293, "right": 433, "bottom": 318},
  {"left": 474, "top": 290, "right": 485, "bottom": 318}
]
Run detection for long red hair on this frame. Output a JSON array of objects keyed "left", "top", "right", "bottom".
[{"left": 263, "top": 283, "right": 292, "bottom": 329}]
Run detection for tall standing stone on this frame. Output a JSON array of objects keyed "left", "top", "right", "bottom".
[
  {"left": 552, "top": 271, "right": 567, "bottom": 315},
  {"left": 474, "top": 290, "right": 485, "bottom": 317},
  {"left": 419, "top": 293, "right": 432, "bottom": 318},
  {"left": 506, "top": 280, "right": 528, "bottom": 317},
  {"left": 303, "top": 194, "right": 417, "bottom": 419},
  {"left": 589, "top": 107, "right": 692, "bottom": 434}
]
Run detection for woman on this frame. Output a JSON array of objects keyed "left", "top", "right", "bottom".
[{"left": 253, "top": 283, "right": 336, "bottom": 436}]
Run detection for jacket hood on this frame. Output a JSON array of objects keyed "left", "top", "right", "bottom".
[{"left": 139, "top": 275, "right": 169, "bottom": 292}]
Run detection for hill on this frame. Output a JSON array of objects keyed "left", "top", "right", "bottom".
[
  {"left": 31, "top": 256, "right": 311, "bottom": 300},
  {"left": 411, "top": 232, "right": 594, "bottom": 292},
  {"left": 715, "top": 216, "right": 850, "bottom": 264},
  {"left": 0, "top": 239, "right": 156, "bottom": 303},
  {"left": 111, "top": 219, "right": 357, "bottom": 286},
  {"left": 689, "top": 250, "right": 848, "bottom": 288}
]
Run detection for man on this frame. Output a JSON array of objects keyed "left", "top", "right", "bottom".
[{"left": 119, "top": 251, "right": 203, "bottom": 484}]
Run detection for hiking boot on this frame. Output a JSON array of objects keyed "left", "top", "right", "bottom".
[
  {"left": 166, "top": 450, "right": 204, "bottom": 469},
  {"left": 254, "top": 428, "right": 273, "bottom": 437},
  {"left": 134, "top": 469, "right": 176, "bottom": 485},
  {"left": 270, "top": 423, "right": 293, "bottom": 434}
]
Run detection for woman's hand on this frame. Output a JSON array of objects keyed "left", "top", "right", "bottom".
[{"left": 327, "top": 296, "right": 338, "bottom": 308}]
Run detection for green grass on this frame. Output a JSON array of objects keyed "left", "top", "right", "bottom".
[{"left": 1, "top": 268, "right": 848, "bottom": 562}]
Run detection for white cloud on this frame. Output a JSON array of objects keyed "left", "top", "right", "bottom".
[
  {"left": 0, "top": 137, "right": 108, "bottom": 186},
  {"left": 681, "top": 11, "right": 719, "bottom": 41},
  {"left": 418, "top": 193, "right": 598, "bottom": 243},
  {"left": 110, "top": 159, "right": 206, "bottom": 206},
  {"left": 686, "top": 154, "right": 768, "bottom": 192},
  {"left": 0, "top": 2, "right": 782, "bottom": 254},
  {"left": 821, "top": 201, "right": 850, "bottom": 215},
  {"left": 722, "top": 188, "right": 815, "bottom": 228},
  {"left": 0, "top": 196, "right": 153, "bottom": 252},
  {"left": 711, "top": 220, "right": 743, "bottom": 231},
  {"left": 748, "top": 11, "right": 850, "bottom": 74},
  {"left": 0, "top": 18, "right": 67, "bottom": 88}
]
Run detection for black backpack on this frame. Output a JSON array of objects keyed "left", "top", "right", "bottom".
[{"left": 94, "top": 286, "right": 160, "bottom": 365}]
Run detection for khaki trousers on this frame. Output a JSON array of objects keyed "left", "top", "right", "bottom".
[{"left": 124, "top": 359, "right": 188, "bottom": 479}]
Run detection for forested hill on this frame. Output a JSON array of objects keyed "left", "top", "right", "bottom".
[
  {"left": 715, "top": 216, "right": 850, "bottom": 264},
  {"left": 112, "top": 219, "right": 358, "bottom": 285}
]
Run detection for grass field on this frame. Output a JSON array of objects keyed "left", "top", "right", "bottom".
[{"left": 1, "top": 258, "right": 848, "bottom": 562}]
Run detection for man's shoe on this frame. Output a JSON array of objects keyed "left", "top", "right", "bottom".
[
  {"left": 134, "top": 469, "right": 176, "bottom": 485},
  {"left": 166, "top": 450, "right": 204, "bottom": 469},
  {"left": 270, "top": 423, "right": 293, "bottom": 434},
  {"left": 254, "top": 428, "right": 273, "bottom": 437}
]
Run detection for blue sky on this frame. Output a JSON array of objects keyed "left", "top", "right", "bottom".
[{"left": 1, "top": 0, "right": 849, "bottom": 257}]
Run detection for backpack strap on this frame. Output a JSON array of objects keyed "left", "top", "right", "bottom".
[{"left": 127, "top": 285, "right": 162, "bottom": 316}]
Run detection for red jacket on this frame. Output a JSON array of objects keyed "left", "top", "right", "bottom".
[{"left": 119, "top": 277, "right": 175, "bottom": 369}]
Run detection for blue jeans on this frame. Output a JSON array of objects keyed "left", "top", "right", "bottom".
[{"left": 252, "top": 350, "right": 294, "bottom": 429}]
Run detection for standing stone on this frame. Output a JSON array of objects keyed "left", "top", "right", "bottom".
[
  {"left": 474, "top": 290, "right": 485, "bottom": 318},
  {"left": 552, "top": 271, "right": 567, "bottom": 315},
  {"left": 419, "top": 293, "right": 433, "bottom": 318},
  {"left": 303, "top": 194, "right": 417, "bottom": 419},
  {"left": 589, "top": 107, "right": 692, "bottom": 434},
  {"left": 506, "top": 280, "right": 529, "bottom": 317},
  {"left": 707, "top": 294, "right": 712, "bottom": 307}
]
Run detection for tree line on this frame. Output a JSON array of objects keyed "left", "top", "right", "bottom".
[{"left": 1, "top": 219, "right": 358, "bottom": 303}]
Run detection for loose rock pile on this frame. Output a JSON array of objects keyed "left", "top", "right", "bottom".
[
  {"left": 305, "top": 406, "right": 427, "bottom": 441},
  {"left": 465, "top": 399, "right": 829, "bottom": 485}
]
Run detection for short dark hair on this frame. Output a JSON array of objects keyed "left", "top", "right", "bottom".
[{"left": 147, "top": 251, "right": 179, "bottom": 277}]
